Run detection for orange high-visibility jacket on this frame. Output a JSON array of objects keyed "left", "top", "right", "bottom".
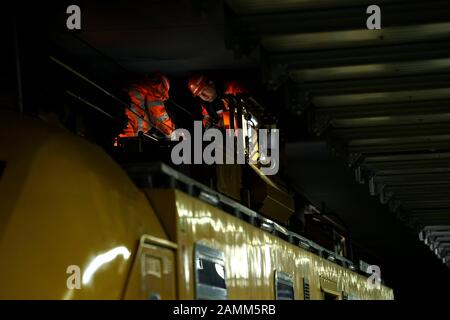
[
  {"left": 201, "top": 81, "right": 247, "bottom": 129},
  {"left": 120, "top": 76, "right": 175, "bottom": 138}
]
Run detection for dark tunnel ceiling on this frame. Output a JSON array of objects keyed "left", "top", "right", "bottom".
[
  {"left": 53, "top": 1, "right": 257, "bottom": 74},
  {"left": 47, "top": 0, "right": 450, "bottom": 286},
  {"left": 226, "top": 0, "right": 450, "bottom": 272}
]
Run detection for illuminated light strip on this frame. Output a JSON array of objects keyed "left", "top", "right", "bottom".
[{"left": 82, "top": 246, "right": 131, "bottom": 285}]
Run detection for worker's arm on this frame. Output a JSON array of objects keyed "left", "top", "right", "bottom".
[
  {"left": 119, "top": 107, "right": 139, "bottom": 137},
  {"left": 147, "top": 105, "right": 175, "bottom": 138},
  {"left": 201, "top": 105, "right": 213, "bottom": 128}
]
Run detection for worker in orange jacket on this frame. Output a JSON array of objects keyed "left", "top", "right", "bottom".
[
  {"left": 187, "top": 74, "right": 247, "bottom": 129},
  {"left": 120, "top": 73, "right": 175, "bottom": 139}
]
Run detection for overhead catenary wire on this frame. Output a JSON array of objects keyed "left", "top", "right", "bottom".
[
  {"left": 50, "top": 56, "right": 176, "bottom": 135},
  {"left": 58, "top": 34, "right": 199, "bottom": 121},
  {"left": 65, "top": 90, "right": 125, "bottom": 125},
  {"left": 66, "top": 90, "right": 159, "bottom": 141},
  {"left": 167, "top": 97, "right": 195, "bottom": 117},
  {"left": 65, "top": 34, "right": 196, "bottom": 119}
]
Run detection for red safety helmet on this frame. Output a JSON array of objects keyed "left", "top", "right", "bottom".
[
  {"left": 141, "top": 72, "right": 170, "bottom": 100},
  {"left": 158, "top": 73, "right": 170, "bottom": 92},
  {"left": 188, "top": 74, "right": 208, "bottom": 97}
]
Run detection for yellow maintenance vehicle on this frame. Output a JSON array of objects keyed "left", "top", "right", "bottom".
[{"left": 0, "top": 110, "right": 393, "bottom": 300}]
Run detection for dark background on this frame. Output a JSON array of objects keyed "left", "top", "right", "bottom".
[{"left": 1, "top": 1, "right": 449, "bottom": 298}]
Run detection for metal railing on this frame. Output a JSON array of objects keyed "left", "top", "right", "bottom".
[{"left": 123, "top": 161, "right": 359, "bottom": 273}]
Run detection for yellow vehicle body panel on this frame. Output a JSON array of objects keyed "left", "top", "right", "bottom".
[
  {"left": 0, "top": 111, "right": 394, "bottom": 299},
  {"left": 123, "top": 235, "right": 177, "bottom": 300},
  {"left": 146, "top": 189, "right": 394, "bottom": 300},
  {"left": 0, "top": 111, "right": 168, "bottom": 299}
]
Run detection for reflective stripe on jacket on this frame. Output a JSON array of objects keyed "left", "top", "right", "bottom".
[{"left": 120, "top": 80, "right": 175, "bottom": 138}]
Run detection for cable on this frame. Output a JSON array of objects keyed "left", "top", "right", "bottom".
[
  {"left": 66, "top": 90, "right": 124, "bottom": 125},
  {"left": 167, "top": 98, "right": 195, "bottom": 117},
  {"left": 55, "top": 35, "right": 197, "bottom": 119},
  {"left": 50, "top": 55, "right": 175, "bottom": 135}
]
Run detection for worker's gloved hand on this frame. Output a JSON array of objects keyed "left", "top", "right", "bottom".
[
  {"left": 168, "top": 129, "right": 187, "bottom": 141},
  {"left": 203, "top": 117, "right": 213, "bottom": 129},
  {"left": 217, "top": 118, "right": 224, "bottom": 129}
]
